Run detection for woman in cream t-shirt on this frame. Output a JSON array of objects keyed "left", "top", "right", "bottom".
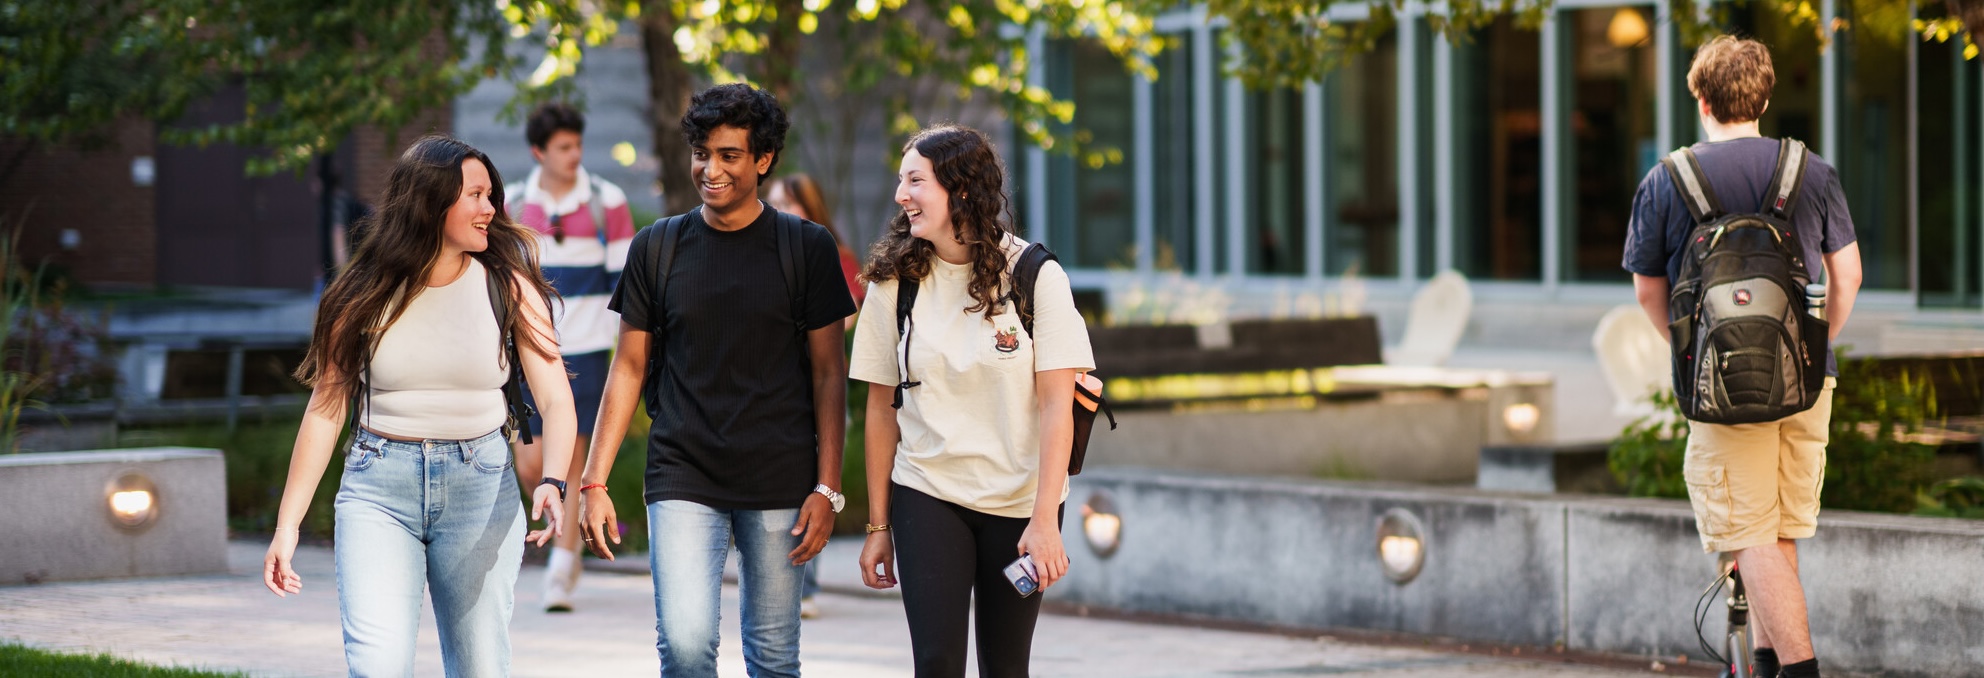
[{"left": 849, "top": 125, "right": 1095, "bottom": 678}]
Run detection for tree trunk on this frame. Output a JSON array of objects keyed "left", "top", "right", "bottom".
[
  {"left": 1952, "top": 0, "right": 1984, "bottom": 42},
  {"left": 642, "top": 4, "right": 700, "bottom": 217},
  {"left": 759, "top": 0, "right": 805, "bottom": 107}
]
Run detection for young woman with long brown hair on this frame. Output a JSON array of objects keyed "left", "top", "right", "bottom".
[
  {"left": 850, "top": 125, "right": 1095, "bottom": 677},
  {"left": 262, "top": 135, "right": 577, "bottom": 676}
]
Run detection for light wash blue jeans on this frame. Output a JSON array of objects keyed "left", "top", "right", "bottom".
[
  {"left": 335, "top": 428, "right": 524, "bottom": 678},
  {"left": 646, "top": 500, "right": 804, "bottom": 678}
]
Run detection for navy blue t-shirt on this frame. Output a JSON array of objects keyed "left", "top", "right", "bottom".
[{"left": 1622, "top": 136, "right": 1857, "bottom": 376}]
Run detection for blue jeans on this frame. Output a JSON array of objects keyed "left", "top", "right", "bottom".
[
  {"left": 646, "top": 500, "right": 804, "bottom": 678},
  {"left": 336, "top": 428, "right": 524, "bottom": 678}
]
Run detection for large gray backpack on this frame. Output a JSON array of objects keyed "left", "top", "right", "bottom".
[{"left": 1660, "top": 138, "right": 1828, "bottom": 424}]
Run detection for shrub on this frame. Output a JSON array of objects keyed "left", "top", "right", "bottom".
[
  {"left": 1916, "top": 477, "right": 1984, "bottom": 519},
  {"left": 1609, "top": 351, "right": 1942, "bottom": 515},
  {"left": 1607, "top": 390, "right": 1690, "bottom": 499},
  {"left": 1823, "top": 354, "right": 1938, "bottom": 513}
]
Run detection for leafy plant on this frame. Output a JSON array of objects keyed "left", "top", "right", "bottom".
[
  {"left": 0, "top": 225, "right": 49, "bottom": 454},
  {"left": 1609, "top": 351, "right": 1943, "bottom": 515},
  {"left": 1916, "top": 477, "right": 1984, "bottom": 519},
  {"left": 1824, "top": 353, "right": 1939, "bottom": 513},
  {"left": 1608, "top": 390, "right": 1691, "bottom": 499}
]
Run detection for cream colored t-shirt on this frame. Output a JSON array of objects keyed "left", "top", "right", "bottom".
[
  {"left": 849, "top": 237, "right": 1096, "bottom": 518},
  {"left": 362, "top": 258, "right": 510, "bottom": 440}
]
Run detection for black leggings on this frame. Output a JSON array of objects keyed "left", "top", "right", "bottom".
[{"left": 891, "top": 483, "right": 1064, "bottom": 678}]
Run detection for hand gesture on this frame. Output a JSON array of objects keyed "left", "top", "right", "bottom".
[
  {"left": 1017, "top": 518, "right": 1069, "bottom": 590},
  {"left": 579, "top": 486, "right": 620, "bottom": 560},
  {"left": 263, "top": 529, "right": 303, "bottom": 597},
  {"left": 859, "top": 530, "right": 897, "bottom": 589},
  {"left": 787, "top": 493, "right": 835, "bottom": 566},
  {"left": 524, "top": 483, "right": 564, "bottom": 547}
]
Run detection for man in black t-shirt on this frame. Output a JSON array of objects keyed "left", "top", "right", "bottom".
[
  {"left": 1623, "top": 36, "right": 1862, "bottom": 678},
  {"left": 576, "top": 83, "right": 856, "bottom": 678}
]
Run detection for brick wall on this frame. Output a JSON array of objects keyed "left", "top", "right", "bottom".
[
  {"left": 0, "top": 103, "right": 450, "bottom": 290},
  {"left": 0, "top": 118, "right": 159, "bottom": 287},
  {"left": 350, "top": 108, "right": 455, "bottom": 207}
]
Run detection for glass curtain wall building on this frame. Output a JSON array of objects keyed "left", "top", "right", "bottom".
[{"left": 1016, "top": 2, "right": 1984, "bottom": 310}]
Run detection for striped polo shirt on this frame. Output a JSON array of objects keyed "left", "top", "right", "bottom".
[{"left": 508, "top": 166, "right": 639, "bottom": 356}]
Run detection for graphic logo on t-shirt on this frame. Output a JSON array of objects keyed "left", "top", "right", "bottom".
[{"left": 994, "top": 326, "right": 1021, "bottom": 353}]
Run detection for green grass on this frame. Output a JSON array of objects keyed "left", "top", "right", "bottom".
[{"left": 0, "top": 643, "right": 247, "bottom": 677}]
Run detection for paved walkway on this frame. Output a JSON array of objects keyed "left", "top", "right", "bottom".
[{"left": 0, "top": 540, "right": 1676, "bottom": 677}]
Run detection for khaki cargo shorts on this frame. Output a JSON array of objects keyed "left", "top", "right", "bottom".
[{"left": 1682, "top": 377, "right": 1836, "bottom": 553}]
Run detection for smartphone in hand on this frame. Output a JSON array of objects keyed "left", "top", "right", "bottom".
[{"left": 1004, "top": 554, "right": 1040, "bottom": 597}]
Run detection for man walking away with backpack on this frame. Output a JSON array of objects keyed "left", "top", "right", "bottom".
[
  {"left": 506, "top": 102, "right": 639, "bottom": 613},
  {"left": 573, "top": 83, "right": 856, "bottom": 677},
  {"left": 1623, "top": 35, "right": 1861, "bottom": 678}
]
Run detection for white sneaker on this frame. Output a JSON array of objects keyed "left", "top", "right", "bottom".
[
  {"left": 543, "top": 548, "right": 579, "bottom": 613},
  {"left": 799, "top": 597, "right": 820, "bottom": 619}
]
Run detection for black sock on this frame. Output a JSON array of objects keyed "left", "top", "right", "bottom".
[
  {"left": 1753, "top": 648, "right": 1780, "bottom": 678},
  {"left": 1778, "top": 657, "right": 1820, "bottom": 678}
]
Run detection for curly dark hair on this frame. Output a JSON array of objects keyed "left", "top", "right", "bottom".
[
  {"left": 295, "top": 135, "right": 558, "bottom": 406},
  {"left": 680, "top": 83, "right": 789, "bottom": 181},
  {"left": 525, "top": 102, "right": 585, "bottom": 149},
  {"left": 862, "top": 125, "right": 1015, "bottom": 319}
]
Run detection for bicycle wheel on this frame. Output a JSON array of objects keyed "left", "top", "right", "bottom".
[{"left": 1724, "top": 624, "right": 1753, "bottom": 678}]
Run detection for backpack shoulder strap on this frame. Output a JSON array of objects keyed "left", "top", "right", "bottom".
[
  {"left": 648, "top": 214, "right": 688, "bottom": 335},
  {"left": 1010, "top": 242, "right": 1058, "bottom": 337},
  {"left": 895, "top": 277, "right": 919, "bottom": 336},
  {"left": 1659, "top": 147, "right": 1725, "bottom": 224},
  {"left": 643, "top": 213, "right": 689, "bottom": 391},
  {"left": 588, "top": 174, "right": 610, "bottom": 248},
  {"left": 1762, "top": 138, "right": 1809, "bottom": 222},
  {"left": 773, "top": 209, "right": 809, "bottom": 339},
  {"left": 890, "top": 274, "right": 921, "bottom": 409},
  {"left": 485, "top": 265, "right": 536, "bottom": 444}
]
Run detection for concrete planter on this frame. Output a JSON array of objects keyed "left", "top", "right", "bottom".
[
  {"left": 0, "top": 448, "right": 228, "bottom": 585},
  {"left": 1059, "top": 467, "right": 1984, "bottom": 677}
]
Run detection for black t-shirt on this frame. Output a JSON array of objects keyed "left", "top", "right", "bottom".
[
  {"left": 1622, "top": 136, "right": 1858, "bottom": 376},
  {"left": 609, "top": 203, "right": 857, "bottom": 509}
]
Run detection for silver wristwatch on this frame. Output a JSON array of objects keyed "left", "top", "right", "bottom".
[{"left": 813, "top": 483, "right": 845, "bottom": 513}]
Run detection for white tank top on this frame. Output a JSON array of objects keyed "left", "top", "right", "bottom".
[{"left": 361, "top": 258, "right": 510, "bottom": 440}]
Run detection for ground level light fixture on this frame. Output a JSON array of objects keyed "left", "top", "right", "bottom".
[
  {"left": 1375, "top": 507, "right": 1427, "bottom": 584},
  {"left": 1082, "top": 490, "right": 1123, "bottom": 558},
  {"left": 106, "top": 472, "right": 160, "bottom": 531}
]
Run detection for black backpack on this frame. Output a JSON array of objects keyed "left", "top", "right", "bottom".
[
  {"left": 890, "top": 242, "right": 1115, "bottom": 475},
  {"left": 641, "top": 206, "right": 812, "bottom": 389},
  {"left": 1659, "top": 138, "right": 1828, "bottom": 425}
]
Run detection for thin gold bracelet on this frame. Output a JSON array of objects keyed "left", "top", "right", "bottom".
[{"left": 864, "top": 523, "right": 891, "bottom": 533}]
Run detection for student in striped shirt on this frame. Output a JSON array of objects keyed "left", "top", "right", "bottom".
[{"left": 506, "top": 102, "right": 638, "bottom": 613}]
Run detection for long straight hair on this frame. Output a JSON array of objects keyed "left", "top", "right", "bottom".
[
  {"left": 861, "top": 125, "right": 1015, "bottom": 319},
  {"left": 295, "top": 135, "right": 558, "bottom": 407}
]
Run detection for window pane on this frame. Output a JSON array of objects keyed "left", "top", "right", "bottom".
[
  {"left": 1836, "top": 1, "right": 1909, "bottom": 290},
  {"left": 1453, "top": 17, "right": 1544, "bottom": 281},
  {"left": 1045, "top": 39, "right": 1137, "bottom": 269},
  {"left": 1917, "top": 22, "right": 1983, "bottom": 308},
  {"left": 1563, "top": 6, "right": 1657, "bottom": 283},
  {"left": 1326, "top": 32, "right": 1398, "bottom": 277},
  {"left": 1244, "top": 86, "right": 1308, "bottom": 275},
  {"left": 1152, "top": 35, "right": 1197, "bottom": 273},
  {"left": 1213, "top": 29, "right": 1232, "bottom": 274}
]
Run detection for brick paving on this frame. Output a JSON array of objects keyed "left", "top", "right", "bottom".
[{"left": 0, "top": 540, "right": 1673, "bottom": 677}]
